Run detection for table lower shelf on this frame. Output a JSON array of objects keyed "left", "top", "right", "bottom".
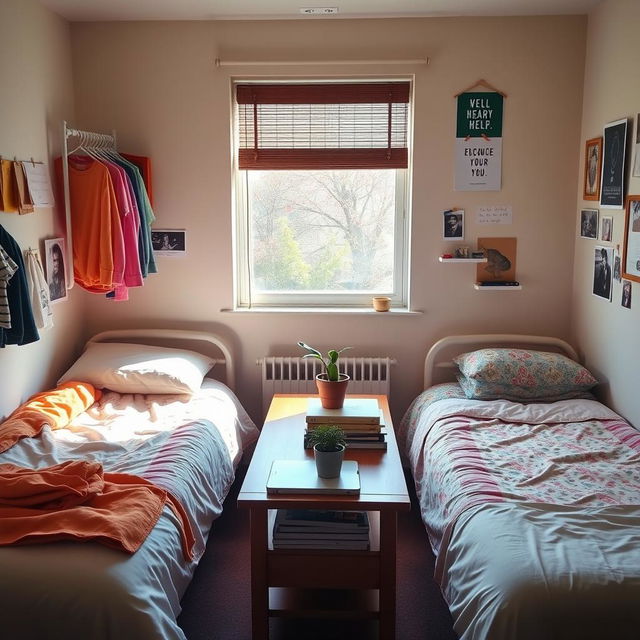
[{"left": 269, "top": 587, "right": 380, "bottom": 620}]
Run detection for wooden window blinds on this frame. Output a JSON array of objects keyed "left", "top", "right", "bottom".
[{"left": 236, "top": 82, "right": 410, "bottom": 170}]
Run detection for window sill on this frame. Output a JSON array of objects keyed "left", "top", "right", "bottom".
[{"left": 221, "top": 307, "right": 423, "bottom": 315}]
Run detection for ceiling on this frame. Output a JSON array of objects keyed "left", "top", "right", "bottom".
[{"left": 39, "top": 0, "right": 601, "bottom": 22}]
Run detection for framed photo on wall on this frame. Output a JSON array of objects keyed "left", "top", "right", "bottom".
[
  {"left": 600, "top": 118, "right": 628, "bottom": 209},
  {"left": 600, "top": 215, "right": 613, "bottom": 242},
  {"left": 583, "top": 136, "right": 602, "bottom": 200},
  {"left": 633, "top": 114, "right": 640, "bottom": 178},
  {"left": 622, "top": 195, "right": 640, "bottom": 283},
  {"left": 443, "top": 209, "right": 464, "bottom": 240},
  {"left": 580, "top": 209, "right": 598, "bottom": 239},
  {"left": 151, "top": 229, "right": 186, "bottom": 256},
  {"left": 593, "top": 245, "right": 613, "bottom": 301},
  {"left": 44, "top": 237, "right": 67, "bottom": 303}
]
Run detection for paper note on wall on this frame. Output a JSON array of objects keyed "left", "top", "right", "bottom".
[
  {"left": 476, "top": 206, "right": 512, "bottom": 224},
  {"left": 21, "top": 162, "right": 55, "bottom": 208}
]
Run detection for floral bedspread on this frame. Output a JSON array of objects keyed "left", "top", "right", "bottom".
[{"left": 399, "top": 392, "right": 640, "bottom": 557}]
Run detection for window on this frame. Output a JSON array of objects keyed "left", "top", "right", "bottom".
[{"left": 233, "top": 80, "right": 412, "bottom": 309}]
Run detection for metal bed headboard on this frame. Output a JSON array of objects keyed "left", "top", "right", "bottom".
[
  {"left": 423, "top": 334, "right": 580, "bottom": 390},
  {"left": 87, "top": 329, "right": 235, "bottom": 391}
]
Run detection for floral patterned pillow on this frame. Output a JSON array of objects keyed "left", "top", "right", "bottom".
[{"left": 454, "top": 348, "right": 598, "bottom": 400}]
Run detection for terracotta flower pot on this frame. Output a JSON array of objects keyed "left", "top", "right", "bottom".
[
  {"left": 314, "top": 444, "right": 345, "bottom": 479},
  {"left": 315, "top": 373, "right": 350, "bottom": 409}
]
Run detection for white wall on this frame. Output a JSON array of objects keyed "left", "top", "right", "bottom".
[
  {"left": 571, "top": 0, "right": 640, "bottom": 427},
  {"left": 0, "top": 0, "right": 85, "bottom": 419},
  {"left": 68, "top": 15, "right": 587, "bottom": 424}
]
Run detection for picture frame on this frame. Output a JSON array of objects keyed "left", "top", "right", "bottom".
[
  {"left": 443, "top": 209, "right": 464, "bottom": 240},
  {"left": 600, "top": 118, "right": 628, "bottom": 209},
  {"left": 476, "top": 237, "right": 517, "bottom": 283},
  {"left": 580, "top": 209, "right": 598, "bottom": 239},
  {"left": 600, "top": 215, "right": 613, "bottom": 242},
  {"left": 633, "top": 114, "right": 640, "bottom": 178},
  {"left": 621, "top": 279, "right": 632, "bottom": 309},
  {"left": 622, "top": 195, "right": 640, "bottom": 284},
  {"left": 592, "top": 245, "right": 613, "bottom": 301},
  {"left": 44, "top": 238, "right": 68, "bottom": 303},
  {"left": 151, "top": 229, "right": 186, "bottom": 256},
  {"left": 583, "top": 136, "right": 602, "bottom": 200}
]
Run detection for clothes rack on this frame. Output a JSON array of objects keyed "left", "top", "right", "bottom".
[{"left": 61, "top": 121, "right": 117, "bottom": 291}]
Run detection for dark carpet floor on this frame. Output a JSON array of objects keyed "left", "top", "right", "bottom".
[{"left": 178, "top": 468, "right": 458, "bottom": 640}]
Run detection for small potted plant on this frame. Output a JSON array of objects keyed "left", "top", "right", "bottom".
[
  {"left": 298, "top": 341, "right": 352, "bottom": 409},
  {"left": 306, "top": 424, "right": 346, "bottom": 478}
]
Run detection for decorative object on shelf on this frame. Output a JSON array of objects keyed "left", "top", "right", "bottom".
[
  {"left": 622, "top": 195, "right": 640, "bottom": 284},
  {"left": 471, "top": 250, "right": 486, "bottom": 259},
  {"left": 443, "top": 209, "right": 464, "bottom": 239},
  {"left": 476, "top": 237, "right": 517, "bottom": 284},
  {"left": 583, "top": 136, "right": 603, "bottom": 201},
  {"left": 600, "top": 118, "right": 628, "bottom": 209},
  {"left": 455, "top": 246, "right": 470, "bottom": 258},
  {"left": 305, "top": 425, "right": 346, "bottom": 479},
  {"left": 454, "top": 79, "right": 506, "bottom": 192},
  {"left": 298, "top": 341, "right": 351, "bottom": 408},
  {"left": 372, "top": 296, "right": 391, "bottom": 312}
]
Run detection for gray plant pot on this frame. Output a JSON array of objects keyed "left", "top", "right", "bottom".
[{"left": 314, "top": 444, "right": 345, "bottom": 479}]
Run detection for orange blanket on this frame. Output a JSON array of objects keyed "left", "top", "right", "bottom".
[
  {"left": 0, "top": 460, "right": 195, "bottom": 559},
  {"left": 0, "top": 381, "right": 100, "bottom": 454},
  {"left": 0, "top": 384, "right": 195, "bottom": 559}
]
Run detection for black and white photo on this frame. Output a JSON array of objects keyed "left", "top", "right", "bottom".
[
  {"left": 593, "top": 245, "right": 613, "bottom": 301},
  {"left": 44, "top": 238, "right": 67, "bottom": 303},
  {"left": 580, "top": 209, "right": 598, "bottom": 239},
  {"left": 443, "top": 210, "right": 464, "bottom": 239},
  {"left": 600, "top": 215, "right": 612, "bottom": 242},
  {"left": 621, "top": 280, "right": 632, "bottom": 309},
  {"left": 151, "top": 229, "right": 186, "bottom": 255},
  {"left": 600, "top": 118, "right": 628, "bottom": 209}
]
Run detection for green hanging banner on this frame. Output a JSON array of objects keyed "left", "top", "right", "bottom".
[
  {"left": 456, "top": 92, "right": 504, "bottom": 138},
  {"left": 455, "top": 91, "right": 504, "bottom": 191}
]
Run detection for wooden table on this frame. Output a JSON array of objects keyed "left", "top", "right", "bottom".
[{"left": 237, "top": 394, "right": 411, "bottom": 639}]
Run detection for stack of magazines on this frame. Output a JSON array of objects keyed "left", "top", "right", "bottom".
[{"left": 272, "top": 509, "right": 370, "bottom": 550}]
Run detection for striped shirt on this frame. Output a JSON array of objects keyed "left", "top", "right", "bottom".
[{"left": 0, "top": 245, "right": 18, "bottom": 328}]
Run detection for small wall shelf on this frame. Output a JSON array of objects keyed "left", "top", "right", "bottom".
[
  {"left": 438, "top": 257, "right": 487, "bottom": 263},
  {"left": 473, "top": 283, "right": 522, "bottom": 291}
]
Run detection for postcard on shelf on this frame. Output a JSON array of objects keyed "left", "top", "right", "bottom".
[
  {"left": 266, "top": 460, "right": 360, "bottom": 495},
  {"left": 306, "top": 397, "right": 380, "bottom": 424}
]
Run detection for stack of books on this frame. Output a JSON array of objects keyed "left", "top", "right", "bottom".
[
  {"left": 303, "top": 397, "right": 387, "bottom": 450},
  {"left": 272, "top": 509, "right": 370, "bottom": 550}
]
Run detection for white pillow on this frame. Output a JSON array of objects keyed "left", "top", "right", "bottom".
[{"left": 58, "top": 342, "right": 215, "bottom": 395}]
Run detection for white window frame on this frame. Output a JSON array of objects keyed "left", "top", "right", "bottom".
[{"left": 231, "top": 81, "right": 412, "bottom": 310}]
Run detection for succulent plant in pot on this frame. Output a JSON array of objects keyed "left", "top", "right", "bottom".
[
  {"left": 306, "top": 424, "right": 346, "bottom": 479},
  {"left": 297, "top": 341, "right": 352, "bottom": 409}
]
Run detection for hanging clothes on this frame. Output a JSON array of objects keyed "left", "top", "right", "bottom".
[
  {"left": 0, "top": 245, "right": 18, "bottom": 328},
  {"left": 0, "top": 225, "right": 39, "bottom": 348},
  {"left": 24, "top": 249, "right": 53, "bottom": 330}
]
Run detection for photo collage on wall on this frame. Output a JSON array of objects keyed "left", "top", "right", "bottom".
[{"left": 581, "top": 115, "right": 636, "bottom": 309}]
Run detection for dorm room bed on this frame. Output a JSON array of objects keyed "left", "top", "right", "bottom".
[
  {"left": 0, "top": 329, "right": 259, "bottom": 640},
  {"left": 398, "top": 334, "right": 640, "bottom": 640}
]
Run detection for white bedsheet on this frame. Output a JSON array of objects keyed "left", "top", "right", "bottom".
[
  {"left": 0, "top": 379, "right": 259, "bottom": 640},
  {"left": 400, "top": 391, "right": 640, "bottom": 640}
]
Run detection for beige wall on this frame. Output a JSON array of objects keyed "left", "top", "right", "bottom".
[
  {"left": 0, "top": 0, "right": 85, "bottom": 419},
  {"left": 68, "top": 15, "right": 587, "bottom": 424},
  {"left": 572, "top": 0, "right": 640, "bottom": 427}
]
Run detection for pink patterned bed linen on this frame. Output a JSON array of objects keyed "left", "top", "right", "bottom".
[{"left": 398, "top": 392, "right": 640, "bottom": 567}]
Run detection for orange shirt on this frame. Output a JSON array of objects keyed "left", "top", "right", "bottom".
[{"left": 65, "top": 157, "right": 120, "bottom": 291}]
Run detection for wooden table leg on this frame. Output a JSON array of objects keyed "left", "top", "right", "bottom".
[
  {"left": 250, "top": 507, "right": 269, "bottom": 640},
  {"left": 379, "top": 510, "right": 397, "bottom": 640}
]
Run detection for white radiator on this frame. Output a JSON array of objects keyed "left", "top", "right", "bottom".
[{"left": 259, "top": 356, "right": 395, "bottom": 416}]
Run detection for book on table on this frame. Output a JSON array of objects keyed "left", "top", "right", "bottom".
[
  {"left": 272, "top": 508, "right": 370, "bottom": 550},
  {"left": 305, "top": 397, "right": 381, "bottom": 425},
  {"left": 304, "top": 428, "right": 388, "bottom": 450},
  {"left": 266, "top": 460, "right": 360, "bottom": 495}
]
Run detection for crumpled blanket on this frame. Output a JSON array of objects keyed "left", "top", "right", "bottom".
[{"left": 0, "top": 459, "right": 195, "bottom": 559}]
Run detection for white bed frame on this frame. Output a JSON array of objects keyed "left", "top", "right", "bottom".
[
  {"left": 423, "top": 334, "right": 580, "bottom": 389},
  {"left": 87, "top": 329, "right": 236, "bottom": 391}
]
